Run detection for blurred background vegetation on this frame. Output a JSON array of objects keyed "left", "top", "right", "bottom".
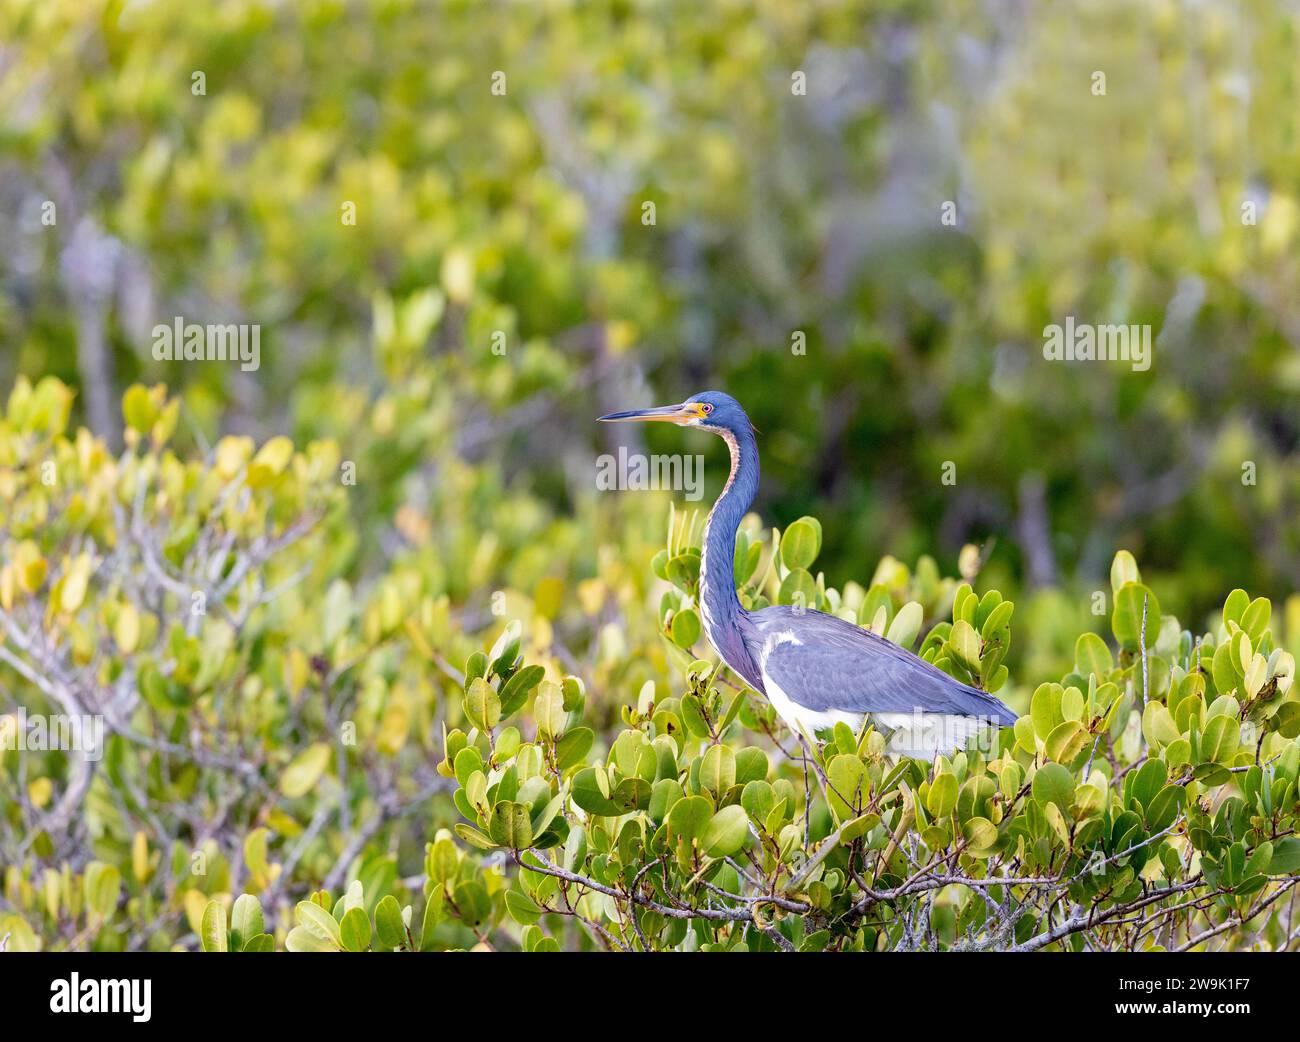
[{"left": 2, "top": 0, "right": 1299, "bottom": 746}]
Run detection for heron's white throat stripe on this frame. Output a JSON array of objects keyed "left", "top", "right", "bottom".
[{"left": 699, "top": 428, "right": 743, "bottom": 677}]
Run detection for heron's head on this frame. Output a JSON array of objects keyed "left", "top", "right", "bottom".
[{"left": 597, "top": 391, "right": 753, "bottom": 437}]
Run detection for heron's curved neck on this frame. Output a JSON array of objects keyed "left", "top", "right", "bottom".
[{"left": 700, "top": 425, "right": 759, "bottom": 637}]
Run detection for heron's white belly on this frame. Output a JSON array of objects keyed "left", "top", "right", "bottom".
[
  {"left": 874, "top": 711, "right": 990, "bottom": 759},
  {"left": 759, "top": 664, "right": 990, "bottom": 760},
  {"left": 759, "top": 662, "right": 863, "bottom": 736},
  {"left": 754, "top": 630, "right": 991, "bottom": 758}
]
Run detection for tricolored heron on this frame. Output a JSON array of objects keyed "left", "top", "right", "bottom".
[{"left": 598, "top": 391, "right": 1017, "bottom": 758}]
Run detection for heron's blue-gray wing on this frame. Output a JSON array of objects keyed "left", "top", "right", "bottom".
[{"left": 749, "top": 609, "right": 1017, "bottom": 724}]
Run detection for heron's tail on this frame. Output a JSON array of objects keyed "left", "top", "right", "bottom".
[{"left": 961, "top": 680, "right": 1019, "bottom": 722}]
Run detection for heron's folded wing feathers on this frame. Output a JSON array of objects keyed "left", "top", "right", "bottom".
[{"left": 755, "top": 621, "right": 1016, "bottom": 723}]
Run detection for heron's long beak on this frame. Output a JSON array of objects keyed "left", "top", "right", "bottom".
[{"left": 597, "top": 402, "right": 705, "bottom": 424}]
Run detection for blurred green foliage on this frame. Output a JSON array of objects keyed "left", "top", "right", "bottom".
[{"left": 1, "top": 0, "right": 1297, "bottom": 615}]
